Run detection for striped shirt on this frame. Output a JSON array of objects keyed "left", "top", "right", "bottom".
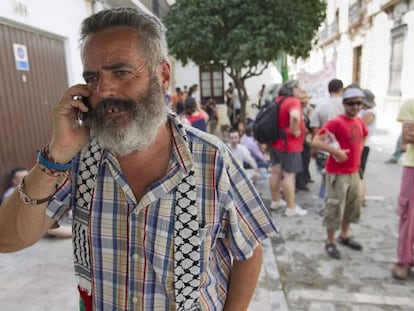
[{"left": 46, "top": 116, "right": 278, "bottom": 310}]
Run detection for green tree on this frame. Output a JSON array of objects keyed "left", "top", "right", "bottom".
[{"left": 164, "top": 0, "right": 326, "bottom": 123}]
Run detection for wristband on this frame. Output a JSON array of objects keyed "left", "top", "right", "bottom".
[{"left": 38, "top": 146, "right": 73, "bottom": 171}]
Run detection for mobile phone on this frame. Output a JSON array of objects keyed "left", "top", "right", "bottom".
[{"left": 79, "top": 96, "right": 92, "bottom": 121}]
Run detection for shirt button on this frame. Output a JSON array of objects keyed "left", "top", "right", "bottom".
[
  {"left": 132, "top": 297, "right": 138, "bottom": 304},
  {"left": 133, "top": 253, "right": 139, "bottom": 260}
]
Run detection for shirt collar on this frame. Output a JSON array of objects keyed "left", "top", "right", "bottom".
[{"left": 169, "top": 112, "right": 194, "bottom": 175}]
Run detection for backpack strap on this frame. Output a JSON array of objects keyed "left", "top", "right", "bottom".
[{"left": 275, "top": 96, "right": 289, "bottom": 150}]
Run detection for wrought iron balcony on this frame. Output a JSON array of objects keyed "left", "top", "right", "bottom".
[
  {"left": 349, "top": 0, "right": 362, "bottom": 26},
  {"left": 318, "top": 20, "right": 339, "bottom": 43}
]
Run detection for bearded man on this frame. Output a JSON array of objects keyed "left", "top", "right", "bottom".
[{"left": 0, "top": 7, "right": 278, "bottom": 311}]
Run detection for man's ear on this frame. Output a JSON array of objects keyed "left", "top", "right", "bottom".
[{"left": 160, "top": 61, "right": 171, "bottom": 93}]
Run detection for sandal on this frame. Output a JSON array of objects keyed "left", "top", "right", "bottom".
[
  {"left": 325, "top": 242, "right": 341, "bottom": 259},
  {"left": 392, "top": 264, "right": 410, "bottom": 280},
  {"left": 337, "top": 236, "right": 362, "bottom": 251}
]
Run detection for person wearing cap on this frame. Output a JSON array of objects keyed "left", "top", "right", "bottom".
[
  {"left": 312, "top": 86, "right": 368, "bottom": 259},
  {"left": 310, "top": 78, "right": 345, "bottom": 199},
  {"left": 358, "top": 89, "right": 377, "bottom": 205},
  {"left": 392, "top": 97, "right": 414, "bottom": 279}
]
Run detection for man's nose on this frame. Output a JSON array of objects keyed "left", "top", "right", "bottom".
[{"left": 96, "top": 74, "right": 117, "bottom": 98}]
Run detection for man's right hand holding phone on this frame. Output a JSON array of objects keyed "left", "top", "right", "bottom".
[{"left": 48, "top": 84, "right": 92, "bottom": 164}]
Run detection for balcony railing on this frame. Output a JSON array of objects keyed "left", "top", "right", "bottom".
[
  {"left": 380, "top": 0, "right": 400, "bottom": 8},
  {"left": 349, "top": 0, "right": 362, "bottom": 25},
  {"left": 318, "top": 20, "right": 339, "bottom": 42},
  {"left": 380, "top": 0, "right": 403, "bottom": 14}
]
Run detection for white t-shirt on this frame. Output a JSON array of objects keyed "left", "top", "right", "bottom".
[
  {"left": 359, "top": 108, "right": 377, "bottom": 146},
  {"left": 232, "top": 89, "right": 241, "bottom": 110},
  {"left": 310, "top": 97, "right": 344, "bottom": 129},
  {"left": 227, "top": 143, "right": 256, "bottom": 169}
]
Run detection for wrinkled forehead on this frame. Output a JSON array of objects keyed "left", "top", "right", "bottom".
[{"left": 81, "top": 27, "right": 144, "bottom": 59}]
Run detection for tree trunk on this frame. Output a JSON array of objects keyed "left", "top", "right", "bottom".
[{"left": 232, "top": 75, "right": 247, "bottom": 126}]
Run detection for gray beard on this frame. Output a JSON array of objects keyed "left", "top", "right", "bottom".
[{"left": 90, "top": 78, "right": 168, "bottom": 155}]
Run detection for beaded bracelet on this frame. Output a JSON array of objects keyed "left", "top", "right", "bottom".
[
  {"left": 39, "top": 165, "right": 68, "bottom": 178},
  {"left": 37, "top": 145, "right": 73, "bottom": 177},
  {"left": 17, "top": 176, "right": 56, "bottom": 205}
]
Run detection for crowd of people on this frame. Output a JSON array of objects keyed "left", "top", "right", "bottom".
[
  {"left": 170, "top": 83, "right": 219, "bottom": 135},
  {"left": 0, "top": 7, "right": 413, "bottom": 310},
  {"left": 172, "top": 74, "right": 414, "bottom": 280}
]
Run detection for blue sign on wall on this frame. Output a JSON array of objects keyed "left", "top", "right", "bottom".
[{"left": 13, "top": 43, "right": 30, "bottom": 71}]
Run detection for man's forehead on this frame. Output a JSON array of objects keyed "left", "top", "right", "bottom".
[
  {"left": 81, "top": 27, "right": 143, "bottom": 57},
  {"left": 81, "top": 31, "right": 147, "bottom": 72}
]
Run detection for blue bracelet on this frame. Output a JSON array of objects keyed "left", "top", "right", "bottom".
[{"left": 38, "top": 148, "right": 73, "bottom": 171}]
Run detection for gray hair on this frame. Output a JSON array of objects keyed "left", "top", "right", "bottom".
[
  {"left": 80, "top": 7, "right": 168, "bottom": 69},
  {"left": 278, "top": 80, "right": 299, "bottom": 97}
]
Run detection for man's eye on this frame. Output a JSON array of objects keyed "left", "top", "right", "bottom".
[
  {"left": 84, "top": 76, "right": 98, "bottom": 84},
  {"left": 115, "top": 70, "right": 130, "bottom": 76}
]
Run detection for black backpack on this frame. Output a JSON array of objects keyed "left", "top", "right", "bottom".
[{"left": 252, "top": 96, "right": 287, "bottom": 144}]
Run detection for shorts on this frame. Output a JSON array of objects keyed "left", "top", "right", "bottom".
[
  {"left": 269, "top": 149, "right": 303, "bottom": 173},
  {"left": 323, "top": 172, "right": 361, "bottom": 230}
]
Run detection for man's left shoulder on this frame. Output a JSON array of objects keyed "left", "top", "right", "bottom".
[{"left": 186, "top": 126, "right": 227, "bottom": 151}]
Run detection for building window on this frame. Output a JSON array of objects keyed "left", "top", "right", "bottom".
[
  {"left": 353, "top": 45, "right": 362, "bottom": 85},
  {"left": 199, "top": 66, "right": 224, "bottom": 104},
  {"left": 388, "top": 24, "right": 407, "bottom": 96},
  {"left": 349, "top": 0, "right": 362, "bottom": 26}
]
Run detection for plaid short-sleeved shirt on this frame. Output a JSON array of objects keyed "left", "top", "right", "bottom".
[{"left": 47, "top": 116, "right": 278, "bottom": 310}]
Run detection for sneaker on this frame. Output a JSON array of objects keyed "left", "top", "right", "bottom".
[
  {"left": 285, "top": 205, "right": 308, "bottom": 217},
  {"left": 269, "top": 199, "right": 286, "bottom": 211}
]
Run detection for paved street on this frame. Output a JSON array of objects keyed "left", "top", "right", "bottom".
[
  {"left": 249, "top": 124, "right": 414, "bottom": 310},
  {"left": 1, "top": 118, "right": 414, "bottom": 310}
]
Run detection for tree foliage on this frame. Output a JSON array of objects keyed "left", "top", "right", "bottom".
[{"left": 164, "top": 0, "right": 326, "bottom": 121}]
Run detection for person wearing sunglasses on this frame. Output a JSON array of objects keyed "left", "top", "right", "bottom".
[{"left": 311, "top": 87, "right": 368, "bottom": 259}]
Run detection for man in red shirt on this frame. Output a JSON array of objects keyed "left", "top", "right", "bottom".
[
  {"left": 312, "top": 87, "right": 368, "bottom": 259},
  {"left": 268, "top": 80, "right": 307, "bottom": 217}
]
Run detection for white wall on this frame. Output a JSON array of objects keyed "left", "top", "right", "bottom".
[
  {"left": 0, "top": 0, "right": 91, "bottom": 85},
  {"left": 401, "top": 8, "right": 414, "bottom": 99},
  {"left": 172, "top": 60, "right": 200, "bottom": 101},
  {"left": 241, "top": 64, "right": 281, "bottom": 106}
]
